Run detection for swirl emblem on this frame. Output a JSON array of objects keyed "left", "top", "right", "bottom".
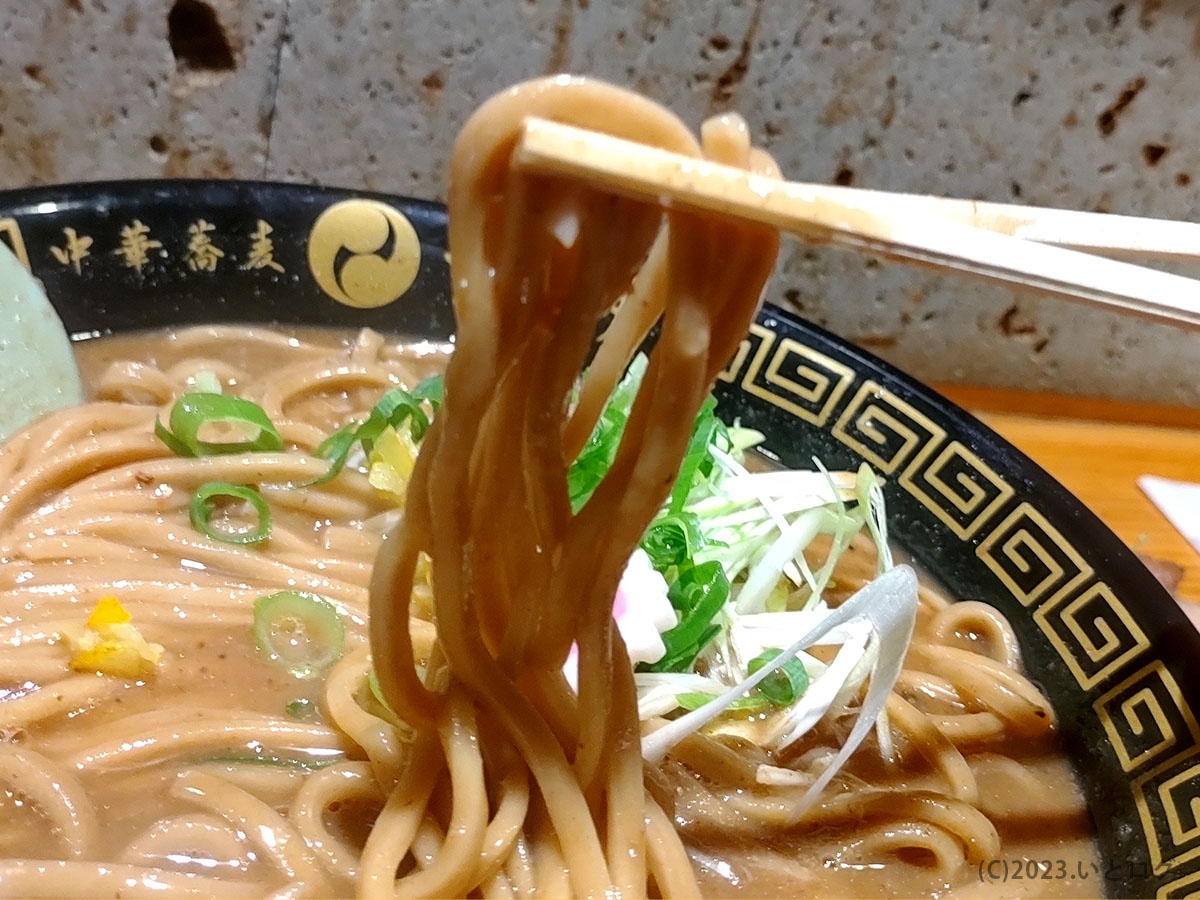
[{"left": 307, "top": 199, "right": 420, "bottom": 309}]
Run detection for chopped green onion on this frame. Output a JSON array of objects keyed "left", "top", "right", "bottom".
[
  {"left": 359, "top": 388, "right": 433, "bottom": 448},
  {"left": 364, "top": 667, "right": 422, "bottom": 738},
  {"left": 189, "top": 482, "right": 271, "bottom": 545},
  {"left": 568, "top": 354, "right": 647, "bottom": 511},
  {"left": 306, "top": 422, "right": 359, "bottom": 487},
  {"left": 640, "top": 512, "right": 704, "bottom": 570},
  {"left": 156, "top": 393, "right": 283, "bottom": 457},
  {"left": 747, "top": 648, "right": 810, "bottom": 705},
  {"left": 203, "top": 751, "right": 343, "bottom": 771},
  {"left": 154, "top": 419, "right": 192, "bottom": 457},
  {"left": 367, "top": 668, "right": 396, "bottom": 716},
  {"left": 285, "top": 698, "right": 317, "bottom": 720},
  {"left": 644, "top": 561, "right": 730, "bottom": 673},
  {"left": 310, "top": 375, "right": 443, "bottom": 486},
  {"left": 192, "top": 369, "right": 222, "bottom": 395},
  {"left": 253, "top": 590, "right": 345, "bottom": 678},
  {"left": 409, "top": 373, "right": 444, "bottom": 409},
  {"left": 676, "top": 691, "right": 769, "bottom": 713},
  {"left": 316, "top": 422, "right": 357, "bottom": 460},
  {"left": 667, "top": 395, "right": 721, "bottom": 514}
]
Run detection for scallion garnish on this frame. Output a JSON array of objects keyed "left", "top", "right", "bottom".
[
  {"left": 253, "top": 590, "right": 345, "bottom": 678},
  {"left": 310, "top": 374, "right": 443, "bottom": 486},
  {"left": 409, "top": 373, "right": 444, "bottom": 409},
  {"left": 666, "top": 395, "right": 723, "bottom": 514},
  {"left": 189, "top": 482, "right": 272, "bottom": 545},
  {"left": 640, "top": 512, "right": 704, "bottom": 569},
  {"left": 285, "top": 698, "right": 317, "bottom": 721},
  {"left": 191, "top": 369, "right": 222, "bottom": 395},
  {"left": 367, "top": 668, "right": 398, "bottom": 716},
  {"left": 642, "top": 560, "right": 730, "bottom": 673},
  {"left": 202, "top": 751, "right": 343, "bottom": 771},
  {"left": 568, "top": 355, "right": 648, "bottom": 511},
  {"left": 675, "top": 691, "right": 769, "bottom": 713},
  {"left": 156, "top": 393, "right": 283, "bottom": 457},
  {"left": 747, "top": 647, "right": 810, "bottom": 705},
  {"left": 671, "top": 651, "right": 808, "bottom": 714}
]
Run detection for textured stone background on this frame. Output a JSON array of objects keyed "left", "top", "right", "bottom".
[{"left": 3, "top": 0, "right": 1200, "bottom": 404}]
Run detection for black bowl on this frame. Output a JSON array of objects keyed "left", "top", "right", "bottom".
[{"left": 2, "top": 179, "right": 1197, "bottom": 899}]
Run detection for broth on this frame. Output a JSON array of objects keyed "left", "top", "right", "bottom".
[{"left": 0, "top": 326, "right": 1099, "bottom": 898}]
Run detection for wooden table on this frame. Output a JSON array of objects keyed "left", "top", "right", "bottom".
[{"left": 936, "top": 385, "right": 1200, "bottom": 605}]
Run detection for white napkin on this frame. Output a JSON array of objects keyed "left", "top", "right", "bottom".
[{"left": 1138, "top": 475, "right": 1200, "bottom": 557}]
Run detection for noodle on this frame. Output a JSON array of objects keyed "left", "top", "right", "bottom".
[{"left": 0, "top": 76, "right": 1098, "bottom": 899}]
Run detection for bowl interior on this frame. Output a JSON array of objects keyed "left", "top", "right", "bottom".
[{"left": 4, "top": 179, "right": 1200, "bottom": 898}]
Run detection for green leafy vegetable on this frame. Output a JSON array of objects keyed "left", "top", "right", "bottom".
[
  {"left": 156, "top": 393, "right": 283, "bottom": 457},
  {"left": 314, "top": 422, "right": 357, "bottom": 465},
  {"left": 409, "top": 373, "right": 444, "bottom": 409},
  {"left": 747, "top": 648, "right": 810, "bottom": 705},
  {"left": 567, "top": 355, "right": 648, "bottom": 511},
  {"left": 367, "top": 668, "right": 396, "bottom": 716},
  {"left": 189, "top": 482, "right": 272, "bottom": 545},
  {"left": 202, "top": 752, "right": 343, "bottom": 771},
  {"left": 666, "top": 395, "right": 724, "bottom": 514},
  {"left": 676, "top": 691, "right": 770, "bottom": 713},
  {"left": 671, "top": 651, "right": 807, "bottom": 714},
  {"left": 311, "top": 374, "right": 443, "bottom": 486},
  {"left": 643, "top": 561, "right": 730, "bottom": 672},
  {"left": 254, "top": 590, "right": 345, "bottom": 678},
  {"left": 640, "top": 512, "right": 704, "bottom": 569},
  {"left": 191, "top": 369, "right": 222, "bottom": 395},
  {"left": 285, "top": 698, "right": 317, "bottom": 720}
]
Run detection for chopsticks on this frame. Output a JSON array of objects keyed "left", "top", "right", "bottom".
[{"left": 514, "top": 117, "right": 1200, "bottom": 331}]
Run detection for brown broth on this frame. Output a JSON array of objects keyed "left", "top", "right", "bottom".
[{"left": 0, "top": 326, "right": 1100, "bottom": 898}]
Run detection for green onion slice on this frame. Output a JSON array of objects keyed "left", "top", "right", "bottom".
[
  {"left": 309, "top": 374, "right": 444, "bottom": 486},
  {"left": 675, "top": 691, "right": 770, "bottom": 714},
  {"left": 156, "top": 393, "right": 283, "bottom": 457},
  {"left": 640, "top": 512, "right": 704, "bottom": 570},
  {"left": 253, "top": 590, "right": 346, "bottom": 678},
  {"left": 366, "top": 668, "right": 395, "bottom": 715},
  {"left": 285, "top": 698, "right": 317, "bottom": 721},
  {"left": 203, "top": 751, "right": 343, "bottom": 771},
  {"left": 189, "top": 482, "right": 272, "bottom": 545},
  {"left": 644, "top": 561, "right": 730, "bottom": 672},
  {"left": 747, "top": 648, "right": 810, "bottom": 706},
  {"left": 409, "top": 373, "right": 444, "bottom": 410},
  {"left": 667, "top": 395, "right": 721, "bottom": 514}
]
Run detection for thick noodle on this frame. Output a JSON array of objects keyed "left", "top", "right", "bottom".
[
  {"left": 367, "top": 75, "right": 780, "bottom": 898},
  {"left": 0, "top": 76, "right": 1098, "bottom": 900}
]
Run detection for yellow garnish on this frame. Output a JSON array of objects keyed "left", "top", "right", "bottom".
[
  {"left": 411, "top": 552, "right": 435, "bottom": 620},
  {"left": 86, "top": 596, "right": 132, "bottom": 629},
  {"left": 367, "top": 425, "right": 418, "bottom": 503},
  {"left": 61, "top": 597, "right": 163, "bottom": 679}
]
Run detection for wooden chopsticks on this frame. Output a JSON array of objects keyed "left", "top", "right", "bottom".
[{"left": 514, "top": 117, "right": 1200, "bottom": 331}]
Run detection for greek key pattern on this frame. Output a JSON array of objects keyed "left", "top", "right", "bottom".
[
  {"left": 715, "top": 333, "right": 753, "bottom": 385},
  {"left": 899, "top": 439, "right": 1015, "bottom": 539},
  {"left": 831, "top": 380, "right": 945, "bottom": 475},
  {"left": 1034, "top": 581, "right": 1151, "bottom": 689},
  {"left": 726, "top": 323, "right": 1192, "bottom": 888},
  {"left": 1157, "top": 867, "right": 1200, "bottom": 898},
  {"left": 1134, "top": 747, "right": 1200, "bottom": 873},
  {"left": 1097, "top": 663, "right": 1200, "bottom": 775},
  {"left": 975, "top": 503, "right": 1093, "bottom": 608},
  {"left": 731, "top": 324, "right": 856, "bottom": 427}
]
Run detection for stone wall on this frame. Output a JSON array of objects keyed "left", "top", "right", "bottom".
[{"left": 3, "top": 0, "right": 1199, "bottom": 404}]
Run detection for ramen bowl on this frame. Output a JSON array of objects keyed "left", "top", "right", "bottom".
[{"left": 1, "top": 179, "right": 1197, "bottom": 898}]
